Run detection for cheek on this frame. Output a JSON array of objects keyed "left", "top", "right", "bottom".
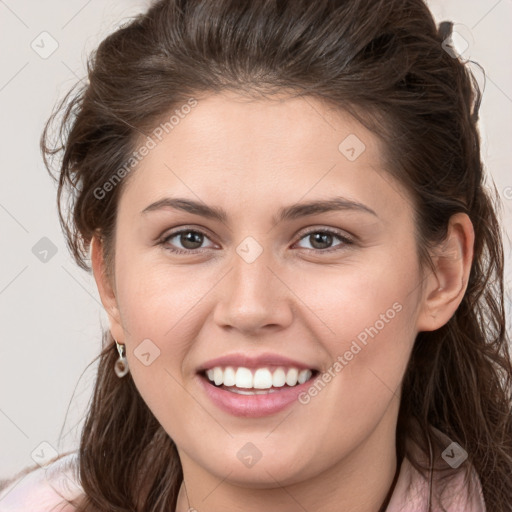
[
  {"left": 115, "top": 248, "right": 211, "bottom": 341},
  {"left": 113, "top": 257, "right": 215, "bottom": 420},
  {"left": 280, "top": 266, "right": 419, "bottom": 473},
  {"left": 292, "top": 249, "right": 420, "bottom": 408},
  {"left": 293, "top": 247, "right": 419, "bottom": 348}
]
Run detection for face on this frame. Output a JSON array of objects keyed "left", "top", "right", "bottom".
[{"left": 96, "top": 91, "right": 435, "bottom": 490}]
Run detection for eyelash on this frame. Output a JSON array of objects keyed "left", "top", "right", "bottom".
[{"left": 159, "top": 227, "right": 354, "bottom": 255}]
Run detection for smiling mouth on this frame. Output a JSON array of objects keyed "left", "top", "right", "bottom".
[{"left": 200, "top": 366, "right": 319, "bottom": 394}]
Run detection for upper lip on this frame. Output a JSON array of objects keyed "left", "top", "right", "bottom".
[{"left": 197, "top": 352, "right": 318, "bottom": 372}]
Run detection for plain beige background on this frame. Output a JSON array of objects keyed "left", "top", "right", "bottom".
[{"left": 0, "top": 0, "right": 511, "bottom": 480}]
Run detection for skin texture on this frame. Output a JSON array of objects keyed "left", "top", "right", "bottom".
[{"left": 91, "top": 91, "right": 474, "bottom": 512}]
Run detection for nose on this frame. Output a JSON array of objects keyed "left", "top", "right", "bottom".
[{"left": 212, "top": 246, "right": 294, "bottom": 335}]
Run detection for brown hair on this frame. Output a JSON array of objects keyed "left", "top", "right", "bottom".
[{"left": 22, "top": 0, "right": 512, "bottom": 510}]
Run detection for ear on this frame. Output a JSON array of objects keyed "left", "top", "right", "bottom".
[
  {"left": 90, "top": 234, "right": 124, "bottom": 343},
  {"left": 416, "top": 212, "right": 475, "bottom": 332}
]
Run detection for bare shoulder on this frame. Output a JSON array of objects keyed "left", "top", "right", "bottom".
[{"left": 0, "top": 451, "right": 82, "bottom": 511}]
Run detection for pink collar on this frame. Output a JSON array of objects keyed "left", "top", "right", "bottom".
[{"left": 386, "top": 427, "right": 486, "bottom": 511}]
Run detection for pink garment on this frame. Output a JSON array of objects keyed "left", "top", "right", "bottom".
[
  {"left": 385, "top": 449, "right": 486, "bottom": 511},
  {"left": 0, "top": 447, "right": 486, "bottom": 511},
  {"left": 0, "top": 452, "right": 80, "bottom": 512}
]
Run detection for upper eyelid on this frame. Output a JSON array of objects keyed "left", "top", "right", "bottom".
[{"left": 160, "top": 226, "right": 217, "bottom": 245}]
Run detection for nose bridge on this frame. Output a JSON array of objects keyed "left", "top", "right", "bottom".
[
  {"left": 233, "top": 242, "right": 271, "bottom": 296},
  {"left": 214, "top": 235, "right": 292, "bottom": 332},
  {"left": 231, "top": 237, "right": 277, "bottom": 307}
]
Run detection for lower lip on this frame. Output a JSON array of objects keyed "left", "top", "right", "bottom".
[{"left": 197, "top": 374, "right": 316, "bottom": 417}]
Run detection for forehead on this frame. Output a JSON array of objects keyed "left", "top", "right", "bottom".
[{"left": 119, "top": 91, "right": 411, "bottom": 223}]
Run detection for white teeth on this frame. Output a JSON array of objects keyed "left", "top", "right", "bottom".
[
  {"left": 204, "top": 365, "right": 314, "bottom": 389},
  {"left": 272, "top": 368, "right": 286, "bottom": 387},
  {"left": 230, "top": 388, "right": 279, "bottom": 395},
  {"left": 213, "top": 367, "right": 223, "bottom": 386},
  {"left": 235, "top": 367, "right": 253, "bottom": 388},
  {"left": 223, "top": 366, "right": 236, "bottom": 386},
  {"left": 285, "top": 368, "right": 299, "bottom": 386},
  {"left": 253, "top": 368, "right": 273, "bottom": 389},
  {"left": 298, "top": 369, "right": 312, "bottom": 384}
]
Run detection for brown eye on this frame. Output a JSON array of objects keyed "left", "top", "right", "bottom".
[
  {"left": 295, "top": 229, "right": 353, "bottom": 252},
  {"left": 308, "top": 232, "right": 335, "bottom": 250},
  {"left": 161, "top": 229, "right": 213, "bottom": 254},
  {"left": 177, "top": 231, "right": 204, "bottom": 250}
]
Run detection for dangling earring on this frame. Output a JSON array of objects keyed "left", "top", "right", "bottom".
[{"left": 114, "top": 338, "right": 129, "bottom": 378}]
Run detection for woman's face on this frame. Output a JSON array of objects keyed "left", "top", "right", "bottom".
[{"left": 96, "top": 91, "right": 435, "bottom": 491}]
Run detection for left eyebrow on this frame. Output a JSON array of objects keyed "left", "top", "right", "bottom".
[{"left": 140, "top": 196, "right": 378, "bottom": 224}]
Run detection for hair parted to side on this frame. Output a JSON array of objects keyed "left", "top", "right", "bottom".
[{"left": 35, "top": 0, "right": 511, "bottom": 510}]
